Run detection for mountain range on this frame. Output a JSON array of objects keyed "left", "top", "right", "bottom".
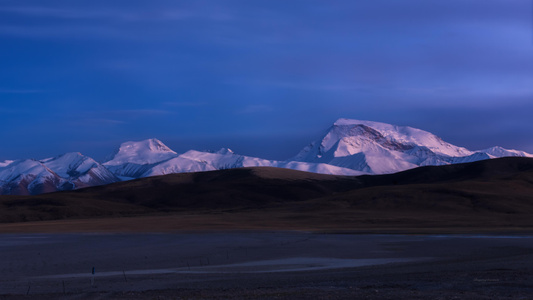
[
  {"left": 1, "top": 118, "right": 531, "bottom": 195},
  {"left": 2, "top": 157, "right": 533, "bottom": 230}
]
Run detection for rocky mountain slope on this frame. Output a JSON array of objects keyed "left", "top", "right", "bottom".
[
  {"left": 1, "top": 157, "right": 532, "bottom": 230},
  {"left": 1, "top": 118, "right": 531, "bottom": 195},
  {"left": 292, "top": 118, "right": 532, "bottom": 174}
]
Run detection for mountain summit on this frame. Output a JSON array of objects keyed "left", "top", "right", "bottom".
[
  {"left": 1, "top": 119, "right": 531, "bottom": 195},
  {"left": 0, "top": 152, "right": 118, "bottom": 195},
  {"left": 104, "top": 138, "right": 177, "bottom": 166},
  {"left": 102, "top": 138, "right": 179, "bottom": 179},
  {"left": 293, "top": 118, "right": 531, "bottom": 174}
]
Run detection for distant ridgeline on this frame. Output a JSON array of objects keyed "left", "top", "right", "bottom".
[{"left": 1, "top": 119, "right": 531, "bottom": 195}]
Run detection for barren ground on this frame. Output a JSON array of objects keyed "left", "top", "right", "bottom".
[
  {"left": 1, "top": 231, "right": 533, "bottom": 299},
  {"left": 1, "top": 159, "right": 532, "bottom": 298}
]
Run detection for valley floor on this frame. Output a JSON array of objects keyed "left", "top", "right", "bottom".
[{"left": 1, "top": 232, "right": 533, "bottom": 299}]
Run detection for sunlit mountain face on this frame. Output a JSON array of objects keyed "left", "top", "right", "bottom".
[{"left": 1, "top": 119, "right": 531, "bottom": 195}]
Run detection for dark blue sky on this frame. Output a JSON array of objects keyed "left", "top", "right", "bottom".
[{"left": 1, "top": 0, "right": 532, "bottom": 161}]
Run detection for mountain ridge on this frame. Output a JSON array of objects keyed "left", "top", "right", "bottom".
[
  {"left": 1, "top": 157, "right": 532, "bottom": 229},
  {"left": 292, "top": 119, "right": 531, "bottom": 174},
  {"left": 1, "top": 118, "right": 531, "bottom": 195}
]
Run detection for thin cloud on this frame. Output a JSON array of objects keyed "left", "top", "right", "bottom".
[
  {"left": 162, "top": 101, "right": 207, "bottom": 107},
  {"left": 112, "top": 109, "right": 174, "bottom": 116},
  {"left": 0, "top": 25, "right": 133, "bottom": 39},
  {"left": 0, "top": 88, "right": 44, "bottom": 94},
  {"left": 0, "top": 5, "right": 226, "bottom": 22},
  {"left": 0, "top": 6, "right": 181, "bottom": 21},
  {"left": 228, "top": 79, "right": 367, "bottom": 92},
  {"left": 78, "top": 109, "right": 173, "bottom": 122},
  {"left": 0, "top": 6, "right": 111, "bottom": 19},
  {"left": 71, "top": 118, "right": 127, "bottom": 126},
  {"left": 88, "top": 118, "right": 127, "bottom": 125}
]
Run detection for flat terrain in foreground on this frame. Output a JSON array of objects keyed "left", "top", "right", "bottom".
[
  {"left": 1, "top": 158, "right": 532, "bottom": 298},
  {"left": 1, "top": 212, "right": 533, "bottom": 235},
  {"left": 1, "top": 232, "right": 533, "bottom": 299}
]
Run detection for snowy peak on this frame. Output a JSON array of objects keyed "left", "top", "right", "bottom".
[
  {"left": 104, "top": 138, "right": 178, "bottom": 166},
  {"left": 0, "top": 152, "right": 120, "bottom": 195},
  {"left": 334, "top": 118, "right": 397, "bottom": 127},
  {"left": 0, "top": 159, "right": 54, "bottom": 183},
  {"left": 0, "top": 160, "right": 14, "bottom": 168},
  {"left": 0, "top": 159, "right": 68, "bottom": 195},
  {"left": 41, "top": 152, "right": 118, "bottom": 187},
  {"left": 215, "top": 148, "right": 234, "bottom": 155},
  {"left": 331, "top": 118, "right": 472, "bottom": 157},
  {"left": 479, "top": 146, "right": 533, "bottom": 158},
  {"left": 293, "top": 118, "right": 531, "bottom": 174},
  {"left": 146, "top": 138, "right": 174, "bottom": 152},
  {"left": 42, "top": 152, "right": 96, "bottom": 178},
  {"left": 1, "top": 118, "right": 532, "bottom": 195}
]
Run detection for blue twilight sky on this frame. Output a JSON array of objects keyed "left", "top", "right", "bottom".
[{"left": 0, "top": 0, "right": 532, "bottom": 161}]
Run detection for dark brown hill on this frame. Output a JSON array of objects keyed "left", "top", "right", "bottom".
[
  {"left": 1, "top": 157, "right": 532, "bottom": 231},
  {"left": 0, "top": 167, "right": 355, "bottom": 222}
]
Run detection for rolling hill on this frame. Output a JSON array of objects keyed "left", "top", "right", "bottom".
[
  {"left": 0, "top": 157, "right": 532, "bottom": 232},
  {"left": 1, "top": 118, "right": 531, "bottom": 196}
]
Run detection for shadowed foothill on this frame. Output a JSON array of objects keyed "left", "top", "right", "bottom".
[{"left": 0, "top": 157, "right": 532, "bottom": 233}]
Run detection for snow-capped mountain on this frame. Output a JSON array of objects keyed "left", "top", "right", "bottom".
[
  {"left": 105, "top": 142, "right": 364, "bottom": 178},
  {"left": 0, "top": 153, "right": 119, "bottom": 195},
  {"left": 171, "top": 148, "right": 363, "bottom": 176},
  {"left": 0, "top": 159, "right": 69, "bottom": 195},
  {"left": 103, "top": 138, "right": 178, "bottom": 179},
  {"left": 0, "top": 160, "right": 14, "bottom": 168},
  {"left": 292, "top": 118, "right": 532, "bottom": 174},
  {"left": 104, "top": 138, "right": 177, "bottom": 166},
  {"left": 481, "top": 146, "right": 533, "bottom": 158},
  {"left": 1, "top": 118, "right": 532, "bottom": 195},
  {"left": 42, "top": 152, "right": 119, "bottom": 188}
]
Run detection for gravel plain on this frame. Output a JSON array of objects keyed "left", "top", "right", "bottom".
[{"left": 1, "top": 232, "right": 533, "bottom": 299}]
